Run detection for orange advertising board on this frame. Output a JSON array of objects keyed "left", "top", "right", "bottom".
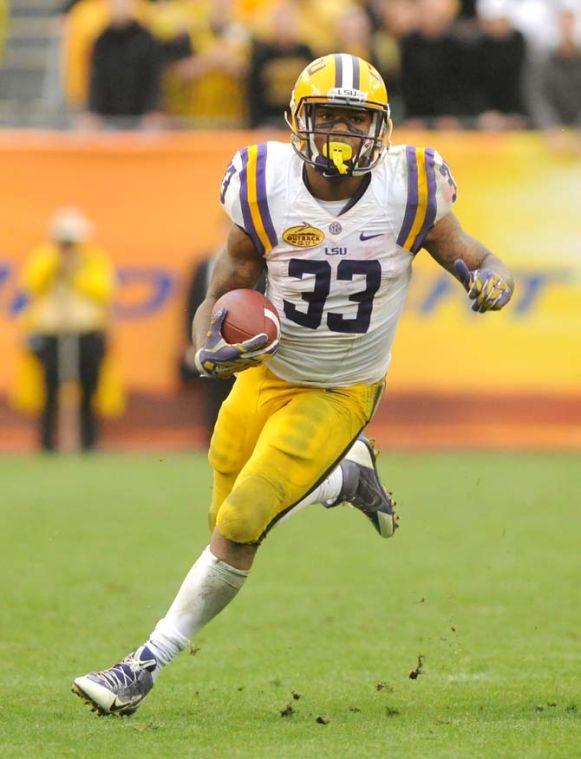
[{"left": 0, "top": 131, "right": 579, "bottom": 399}]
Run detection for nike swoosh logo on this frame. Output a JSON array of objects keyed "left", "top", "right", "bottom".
[
  {"left": 110, "top": 695, "right": 144, "bottom": 713},
  {"left": 359, "top": 233, "right": 383, "bottom": 241}
]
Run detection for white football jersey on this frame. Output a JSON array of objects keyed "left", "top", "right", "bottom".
[{"left": 220, "top": 141, "right": 456, "bottom": 387}]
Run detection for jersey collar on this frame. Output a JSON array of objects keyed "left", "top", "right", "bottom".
[{"left": 302, "top": 164, "right": 372, "bottom": 217}]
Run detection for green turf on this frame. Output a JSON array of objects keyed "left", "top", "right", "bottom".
[{"left": 0, "top": 452, "right": 579, "bottom": 758}]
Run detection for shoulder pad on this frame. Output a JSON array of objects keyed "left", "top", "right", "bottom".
[
  {"left": 219, "top": 142, "right": 281, "bottom": 257},
  {"left": 395, "top": 146, "right": 457, "bottom": 253}
]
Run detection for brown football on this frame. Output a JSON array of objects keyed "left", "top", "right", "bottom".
[{"left": 213, "top": 289, "right": 279, "bottom": 345}]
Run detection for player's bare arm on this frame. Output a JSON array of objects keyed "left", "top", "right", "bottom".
[
  {"left": 424, "top": 211, "right": 514, "bottom": 312},
  {"left": 191, "top": 224, "right": 278, "bottom": 379},
  {"left": 192, "top": 223, "right": 265, "bottom": 352}
]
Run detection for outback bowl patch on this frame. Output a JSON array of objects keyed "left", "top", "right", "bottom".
[{"left": 282, "top": 225, "right": 325, "bottom": 248}]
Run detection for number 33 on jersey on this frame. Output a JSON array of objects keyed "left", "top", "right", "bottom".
[{"left": 220, "top": 141, "right": 457, "bottom": 387}]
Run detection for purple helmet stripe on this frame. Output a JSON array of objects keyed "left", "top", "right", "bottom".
[
  {"left": 334, "top": 54, "right": 343, "bottom": 88},
  {"left": 256, "top": 143, "right": 278, "bottom": 249},
  {"left": 239, "top": 147, "right": 265, "bottom": 257},
  {"left": 396, "top": 146, "right": 418, "bottom": 247},
  {"left": 411, "top": 148, "right": 438, "bottom": 253},
  {"left": 352, "top": 55, "right": 360, "bottom": 89}
]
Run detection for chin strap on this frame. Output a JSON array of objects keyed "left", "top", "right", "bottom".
[{"left": 323, "top": 141, "right": 352, "bottom": 175}]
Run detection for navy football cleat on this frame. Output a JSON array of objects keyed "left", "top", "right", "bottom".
[
  {"left": 72, "top": 645, "right": 157, "bottom": 716},
  {"left": 326, "top": 435, "right": 399, "bottom": 538}
]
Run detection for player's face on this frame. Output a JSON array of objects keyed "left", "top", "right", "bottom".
[{"left": 312, "top": 105, "right": 373, "bottom": 153}]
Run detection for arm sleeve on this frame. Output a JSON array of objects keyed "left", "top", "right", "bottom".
[
  {"left": 219, "top": 143, "right": 279, "bottom": 257},
  {"left": 396, "top": 147, "right": 459, "bottom": 254}
]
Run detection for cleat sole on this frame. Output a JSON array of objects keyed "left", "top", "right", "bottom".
[
  {"left": 354, "top": 437, "right": 399, "bottom": 539},
  {"left": 71, "top": 682, "right": 110, "bottom": 716},
  {"left": 71, "top": 682, "right": 137, "bottom": 717}
]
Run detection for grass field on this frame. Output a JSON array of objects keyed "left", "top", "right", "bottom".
[{"left": 0, "top": 452, "right": 579, "bottom": 757}]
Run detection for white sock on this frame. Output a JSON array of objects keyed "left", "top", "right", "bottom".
[
  {"left": 146, "top": 546, "right": 248, "bottom": 677},
  {"left": 277, "top": 465, "right": 343, "bottom": 526},
  {"left": 316, "top": 465, "right": 344, "bottom": 506},
  {"left": 145, "top": 468, "right": 342, "bottom": 671}
]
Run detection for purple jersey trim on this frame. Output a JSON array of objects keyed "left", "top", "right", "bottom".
[
  {"left": 396, "top": 146, "right": 418, "bottom": 247},
  {"left": 411, "top": 148, "right": 438, "bottom": 254},
  {"left": 256, "top": 143, "right": 278, "bottom": 249},
  {"left": 239, "top": 147, "right": 265, "bottom": 257}
]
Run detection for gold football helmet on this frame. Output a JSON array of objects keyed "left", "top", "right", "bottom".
[{"left": 286, "top": 54, "right": 391, "bottom": 177}]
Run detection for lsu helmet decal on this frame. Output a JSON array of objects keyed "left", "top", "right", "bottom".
[{"left": 286, "top": 54, "right": 391, "bottom": 177}]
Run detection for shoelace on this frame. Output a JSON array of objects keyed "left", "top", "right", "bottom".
[{"left": 99, "top": 652, "right": 145, "bottom": 690}]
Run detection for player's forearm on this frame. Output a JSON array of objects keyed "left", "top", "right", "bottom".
[
  {"left": 425, "top": 213, "right": 514, "bottom": 292},
  {"left": 192, "top": 264, "right": 252, "bottom": 352},
  {"left": 192, "top": 227, "right": 266, "bottom": 351},
  {"left": 435, "top": 232, "right": 514, "bottom": 291},
  {"left": 192, "top": 298, "right": 216, "bottom": 353}
]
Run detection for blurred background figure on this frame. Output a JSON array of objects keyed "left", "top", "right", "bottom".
[
  {"left": 247, "top": 1, "right": 313, "bottom": 129},
  {"left": 539, "top": 4, "right": 581, "bottom": 152},
  {"left": 14, "top": 208, "right": 121, "bottom": 451},
  {"left": 372, "top": 0, "right": 419, "bottom": 123},
  {"left": 287, "top": 0, "right": 352, "bottom": 58},
  {"left": 62, "top": 0, "right": 152, "bottom": 120},
  {"left": 472, "top": 0, "right": 527, "bottom": 131},
  {"left": 80, "top": 0, "right": 164, "bottom": 130},
  {"left": 61, "top": 0, "right": 190, "bottom": 128},
  {"left": 163, "top": 0, "right": 250, "bottom": 128},
  {"left": 0, "top": 0, "right": 8, "bottom": 63},
  {"left": 458, "top": 0, "right": 476, "bottom": 17},
  {"left": 399, "top": 0, "right": 469, "bottom": 129},
  {"left": 504, "top": 0, "right": 578, "bottom": 133},
  {"left": 334, "top": 3, "right": 375, "bottom": 63}
]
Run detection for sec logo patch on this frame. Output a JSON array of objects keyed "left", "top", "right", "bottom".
[
  {"left": 282, "top": 225, "right": 325, "bottom": 247},
  {"left": 329, "top": 221, "right": 342, "bottom": 235}
]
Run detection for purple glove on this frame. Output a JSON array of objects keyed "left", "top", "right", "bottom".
[
  {"left": 454, "top": 259, "right": 512, "bottom": 313},
  {"left": 194, "top": 308, "right": 279, "bottom": 379}
]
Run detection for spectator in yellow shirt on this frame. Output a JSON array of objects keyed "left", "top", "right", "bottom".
[
  {"left": 19, "top": 208, "right": 118, "bottom": 451},
  {"left": 164, "top": 0, "right": 250, "bottom": 127},
  {"left": 0, "top": 0, "right": 8, "bottom": 62}
]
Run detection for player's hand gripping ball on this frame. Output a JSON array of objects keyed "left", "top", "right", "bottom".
[
  {"left": 454, "top": 259, "right": 513, "bottom": 313},
  {"left": 195, "top": 290, "right": 280, "bottom": 379}
]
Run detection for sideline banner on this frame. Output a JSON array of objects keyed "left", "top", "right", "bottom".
[{"left": 0, "top": 131, "right": 579, "bottom": 396}]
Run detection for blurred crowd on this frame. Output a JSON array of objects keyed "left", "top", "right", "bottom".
[
  {"left": 58, "top": 0, "right": 581, "bottom": 132},
  {"left": 0, "top": 0, "right": 7, "bottom": 62}
]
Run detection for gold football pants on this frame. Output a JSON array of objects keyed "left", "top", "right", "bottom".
[{"left": 208, "top": 364, "right": 384, "bottom": 544}]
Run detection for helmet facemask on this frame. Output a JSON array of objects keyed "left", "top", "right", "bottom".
[{"left": 287, "top": 99, "right": 390, "bottom": 178}]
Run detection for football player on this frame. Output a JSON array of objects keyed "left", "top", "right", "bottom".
[{"left": 73, "top": 54, "right": 514, "bottom": 715}]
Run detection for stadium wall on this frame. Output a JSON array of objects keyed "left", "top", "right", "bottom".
[{"left": 0, "top": 131, "right": 579, "bottom": 450}]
